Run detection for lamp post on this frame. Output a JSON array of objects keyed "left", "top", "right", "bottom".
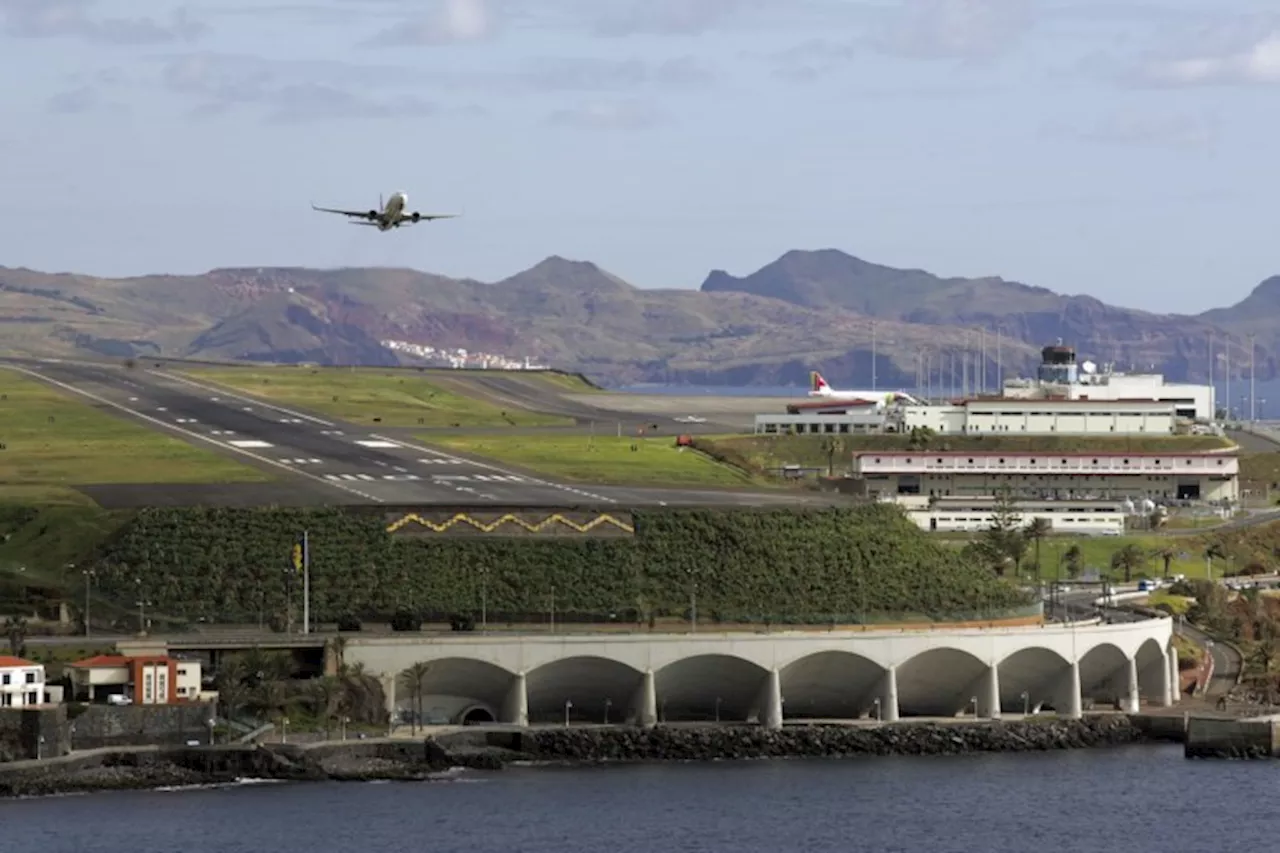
[
  {"left": 563, "top": 699, "right": 572, "bottom": 727},
  {"left": 1020, "top": 691, "right": 1029, "bottom": 716},
  {"left": 603, "top": 698, "right": 612, "bottom": 725},
  {"left": 873, "top": 697, "right": 881, "bottom": 722},
  {"left": 715, "top": 696, "right": 722, "bottom": 723},
  {"left": 207, "top": 717, "right": 216, "bottom": 745},
  {"left": 79, "top": 566, "right": 94, "bottom": 638}
]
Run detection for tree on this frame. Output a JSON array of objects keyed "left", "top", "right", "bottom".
[
  {"left": 818, "top": 436, "right": 846, "bottom": 477},
  {"left": 1205, "top": 542, "right": 1228, "bottom": 580},
  {"left": 1062, "top": 544, "right": 1083, "bottom": 580},
  {"left": 309, "top": 676, "right": 344, "bottom": 740},
  {"left": 977, "top": 486, "right": 1026, "bottom": 576},
  {"left": 1110, "top": 544, "right": 1147, "bottom": 583},
  {"left": 3, "top": 617, "right": 28, "bottom": 659},
  {"left": 1024, "top": 517, "right": 1052, "bottom": 577},
  {"left": 398, "top": 662, "right": 431, "bottom": 734},
  {"left": 1153, "top": 545, "right": 1177, "bottom": 579}
]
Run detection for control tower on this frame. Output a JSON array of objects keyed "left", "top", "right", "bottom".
[{"left": 1037, "top": 342, "right": 1078, "bottom": 385}]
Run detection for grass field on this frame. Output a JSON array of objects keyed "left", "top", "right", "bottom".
[
  {"left": 182, "top": 366, "right": 575, "bottom": 428},
  {"left": 1240, "top": 452, "right": 1280, "bottom": 504},
  {"left": 424, "top": 434, "right": 764, "bottom": 487},
  {"left": 0, "top": 367, "right": 271, "bottom": 505},
  {"left": 698, "top": 433, "right": 1234, "bottom": 478}
]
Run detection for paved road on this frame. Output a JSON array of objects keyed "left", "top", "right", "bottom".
[
  {"left": 1176, "top": 618, "right": 1241, "bottom": 698},
  {"left": 6, "top": 357, "right": 839, "bottom": 509}
]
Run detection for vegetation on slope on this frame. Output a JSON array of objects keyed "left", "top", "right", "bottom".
[
  {"left": 180, "top": 366, "right": 573, "bottom": 427},
  {"left": 0, "top": 367, "right": 271, "bottom": 506},
  {"left": 83, "top": 505, "right": 1034, "bottom": 626},
  {"left": 425, "top": 434, "right": 763, "bottom": 487}
]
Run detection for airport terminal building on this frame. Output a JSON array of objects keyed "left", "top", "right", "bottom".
[{"left": 851, "top": 451, "right": 1239, "bottom": 504}]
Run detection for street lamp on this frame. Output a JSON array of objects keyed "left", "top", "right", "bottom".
[
  {"left": 79, "top": 566, "right": 94, "bottom": 638},
  {"left": 872, "top": 697, "right": 881, "bottom": 722},
  {"left": 714, "top": 696, "right": 722, "bottom": 723},
  {"left": 207, "top": 718, "right": 216, "bottom": 745},
  {"left": 1020, "top": 691, "right": 1029, "bottom": 716},
  {"left": 563, "top": 699, "right": 573, "bottom": 727},
  {"left": 603, "top": 698, "right": 612, "bottom": 725},
  {"left": 281, "top": 717, "right": 289, "bottom": 743},
  {"left": 970, "top": 696, "right": 978, "bottom": 717}
]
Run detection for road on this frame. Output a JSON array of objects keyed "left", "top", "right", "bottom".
[
  {"left": 1176, "top": 618, "right": 1241, "bottom": 698},
  {"left": 6, "top": 357, "right": 841, "bottom": 509}
]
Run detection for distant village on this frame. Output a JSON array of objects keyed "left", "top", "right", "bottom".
[{"left": 381, "top": 340, "right": 550, "bottom": 371}]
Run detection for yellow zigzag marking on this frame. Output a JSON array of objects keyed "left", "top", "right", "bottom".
[{"left": 386, "top": 512, "right": 634, "bottom": 534}]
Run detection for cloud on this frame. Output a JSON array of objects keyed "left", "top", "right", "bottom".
[
  {"left": 366, "top": 0, "right": 495, "bottom": 46},
  {"left": 517, "top": 55, "right": 713, "bottom": 93},
  {"left": 0, "top": 0, "right": 207, "bottom": 44},
  {"left": 1136, "top": 28, "right": 1280, "bottom": 86},
  {"left": 1046, "top": 112, "right": 1217, "bottom": 151},
  {"left": 157, "top": 53, "right": 440, "bottom": 123},
  {"left": 546, "top": 99, "right": 665, "bottom": 130},
  {"left": 757, "top": 39, "right": 860, "bottom": 82},
  {"left": 873, "top": 0, "right": 1034, "bottom": 62}
]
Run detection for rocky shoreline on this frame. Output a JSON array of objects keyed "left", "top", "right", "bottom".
[{"left": 0, "top": 716, "right": 1162, "bottom": 799}]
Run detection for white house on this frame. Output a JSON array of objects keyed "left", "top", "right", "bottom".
[{"left": 0, "top": 656, "right": 46, "bottom": 708}]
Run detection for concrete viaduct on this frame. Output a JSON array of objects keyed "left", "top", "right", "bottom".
[{"left": 335, "top": 616, "right": 1176, "bottom": 728}]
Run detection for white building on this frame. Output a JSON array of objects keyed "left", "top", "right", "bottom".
[
  {"left": 901, "top": 398, "right": 1177, "bottom": 436},
  {"left": 67, "top": 654, "right": 202, "bottom": 704},
  {"left": 0, "top": 656, "right": 46, "bottom": 707},
  {"left": 893, "top": 496, "right": 1127, "bottom": 535},
  {"left": 1002, "top": 343, "right": 1215, "bottom": 421},
  {"left": 852, "top": 451, "right": 1239, "bottom": 504}
]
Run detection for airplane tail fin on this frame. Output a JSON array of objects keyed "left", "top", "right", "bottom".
[
  {"left": 810, "top": 371, "right": 828, "bottom": 392},
  {"left": 379, "top": 193, "right": 384, "bottom": 210}
]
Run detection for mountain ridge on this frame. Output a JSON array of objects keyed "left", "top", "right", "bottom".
[{"left": 0, "top": 250, "right": 1274, "bottom": 387}]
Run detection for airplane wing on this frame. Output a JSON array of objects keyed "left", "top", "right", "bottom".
[
  {"left": 401, "top": 213, "right": 461, "bottom": 224},
  {"left": 311, "top": 203, "right": 377, "bottom": 220}
]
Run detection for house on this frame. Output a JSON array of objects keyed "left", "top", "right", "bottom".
[
  {"left": 67, "top": 655, "right": 203, "bottom": 704},
  {"left": 0, "top": 656, "right": 48, "bottom": 707}
]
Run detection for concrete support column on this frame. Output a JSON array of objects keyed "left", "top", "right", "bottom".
[
  {"left": 878, "top": 665, "right": 900, "bottom": 723},
  {"left": 759, "top": 667, "right": 783, "bottom": 731},
  {"left": 634, "top": 669, "right": 657, "bottom": 728},
  {"left": 1123, "top": 657, "right": 1140, "bottom": 714},
  {"left": 1058, "top": 661, "right": 1082, "bottom": 719},
  {"left": 1167, "top": 647, "right": 1180, "bottom": 705},
  {"left": 1154, "top": 649, "right": 1173, "bottom": 708},
  {"left": 502, "top": 672, "right": 528, "bottom": 727},
  {"left": 979, "top": 664, "right": 1002, "bottom": 719}
]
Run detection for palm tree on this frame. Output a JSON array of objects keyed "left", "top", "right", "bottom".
[
  {"left": 309, "top": 676, "right": 344, "bottom": 740},
  {"left": 1024, "top": 518, "right": 1052, "bottom": 578},
  {"left": 1153, "top": 545, "right": 1177, "bottom": 580},
  {"left": 1205, "top": 542, "right": 1228, "bottom": 581},
  {"left": 1110, "top": 544, "right": 1147, "bottom": 583},
  {"left": 1063, "top": 544, "right": 1083, "bottom": 580},
  {"left": 398, "top": 662, "right": 431, "bottom": 734}
]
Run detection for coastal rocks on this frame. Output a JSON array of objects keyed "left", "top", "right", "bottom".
[{"left": 511, "top": 717, "right": 1145, "bottom": 764}]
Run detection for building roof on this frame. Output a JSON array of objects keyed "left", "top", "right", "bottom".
[
  {"left": 854, "top": 451, "right": 1232, "bottom": 459},
  {"left": 68, "top": 654, "right": 171, "bottom": 669},
  {"left": 0, "top": 656, "right": 39, "bottom": 669}
]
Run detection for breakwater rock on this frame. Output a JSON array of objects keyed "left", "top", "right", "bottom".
[
  {"left": 501, "top": 715, "right": 1146, "bottom": 763},
  {"left": 0, "top": 717, "right": 1150, "bottom": 798}
]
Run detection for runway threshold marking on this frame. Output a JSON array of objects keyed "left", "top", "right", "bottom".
[
  {"left": 4, "top": 365, "right": 384, "bottom": 504},
  {"left": 150, "top": 370, "right": 336, "bottom": 427},
  {"left": 367, "top": 433, "right": 618, "bottom": 504}
]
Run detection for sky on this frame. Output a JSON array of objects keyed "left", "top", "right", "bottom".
[{"left": 2, "top": 0, "right": 1280, "bottom": 313}]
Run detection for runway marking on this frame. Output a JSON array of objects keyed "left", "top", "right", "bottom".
[
  {"left": 281, "top": 458, "right": 324, "bottom": 465},
  {"left": 228, "top": 440, "right": 273, "bottom": 449},
  {"left": 128, "top": 396, "right": 138, "bottom": 402},
  {"left": 153, "top": 370, "right": 336, "bottom": 427},
  {"left": 472, "top": 474, "right": 526, "bottom": 483},
  {"left": 382, "top": 474, "right": 421, "bottom": 481},
  {"left": 356, "top": 440, "right": 400, "bottom": 449},
  {"left": 321, "top": 430, "right": 345, "bottom": 436},
  {"left": 278, "top": 418, "right": 304, "bottom": 424},
  {"left": 3, "top": 365, "right": 383, "bottom": 503},
  {"left": 419, "top": 458, "right": 463, "bottom": 465},
  {"left": 157, "top": 407, "right": 167, "bottom": 412},
  {"left": 175, "top": 418, "right": 198, "bottom": 424},
  {"left": 367, "top": 433, "right": 617, "bottom": 504}
]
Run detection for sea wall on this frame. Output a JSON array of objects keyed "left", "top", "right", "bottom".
[
  {"left": 0, "top": 707, "right": 69, "bottom": 762},
  {"left": 0, "top": 716, "right": 1156, "bottom": 798},
  {"left": 1185, "top": 716, "right": 1280, "bottom": 759},
  {"left": 68, "top": 702, "right": 218, "bottom": 750}
]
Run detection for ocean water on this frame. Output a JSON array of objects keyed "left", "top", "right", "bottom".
[{"left": 1, "top": 746, "right": 1272, "bottom": 853}]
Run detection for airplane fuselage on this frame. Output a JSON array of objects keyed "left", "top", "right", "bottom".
[{"left": 374, "top": 192, "right": 409, "bottom": 230}]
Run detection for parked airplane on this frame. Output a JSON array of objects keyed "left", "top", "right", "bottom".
[
  {"left": 806, "top": 371, "right": 921, "bottom": 408},
  {"left": 310, "top": 191, "right": 459, "bottom": 231}
]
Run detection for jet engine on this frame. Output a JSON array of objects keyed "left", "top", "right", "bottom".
[
  {"left": 411, "top": 211, "right": 421, "bottom": 222},
  {"left": 367, "top": 210, "right": 378, "bottom": 220}
]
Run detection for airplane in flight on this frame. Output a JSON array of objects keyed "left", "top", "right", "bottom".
[
  {"left": 310, "top": 191, "right": 460, "bottom": 231},
  {"left": 805, "top": 371, "right": 922, "bottom": 408}
]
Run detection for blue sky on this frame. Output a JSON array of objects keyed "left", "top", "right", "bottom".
[{"left": 2, "top": 0, "right": 1279, "bottom": 314}]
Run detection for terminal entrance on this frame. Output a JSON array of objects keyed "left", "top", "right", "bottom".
[{"left": 1176, "top": 482, "right": 1201, "bottom": 500}]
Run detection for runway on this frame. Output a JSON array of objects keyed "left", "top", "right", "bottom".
[{"left": 8, "top": 358, "right": 840, "bottom": 509}]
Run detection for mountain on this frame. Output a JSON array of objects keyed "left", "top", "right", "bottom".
[{"left": 0, "top": 251, "right": 1274, "bottom": 387}]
